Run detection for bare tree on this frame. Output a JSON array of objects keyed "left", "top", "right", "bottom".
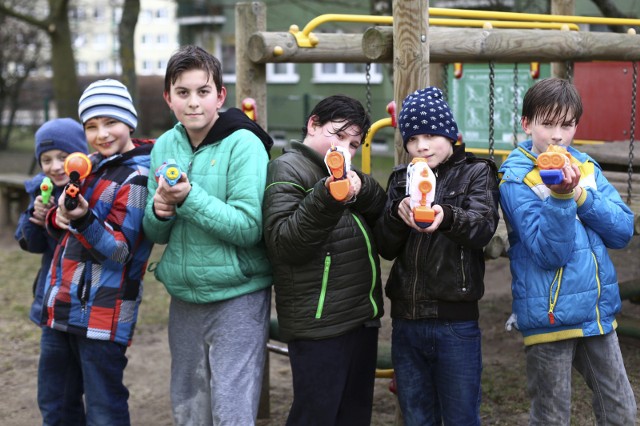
[
  {"left": 119, "top": 0, "right": 140, "bottom": 106},
  {"left": 0, "top": 0, "right": 79, "bottom": 118},
  {"left": 0, "top": 5, "right": 46, "bottom": 150}
]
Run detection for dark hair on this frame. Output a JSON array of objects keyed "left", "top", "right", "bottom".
[
  {"left": 164, "top": 45, "right": 223, "bottom": 94},
  {"left": 521, "top": 77, "right": 583, "bottom": 126},
  {"left": 302, "top": 95, "right": 371, "bottom": 142}
]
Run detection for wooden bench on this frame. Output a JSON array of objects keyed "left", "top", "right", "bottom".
[{"left": 0, "top": 173, "right": 31, "bottom": 230}]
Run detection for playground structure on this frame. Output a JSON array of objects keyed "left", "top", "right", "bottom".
[{"left": 235, "top": 0, "right": 640, "bottom": 418}]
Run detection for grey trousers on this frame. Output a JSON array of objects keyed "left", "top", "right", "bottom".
[
  {"left": 168, "top": 288, "right": 270, "bottom": 426},
  {"left": 525, "top": 331, "right": 637, "bottom": 425}
]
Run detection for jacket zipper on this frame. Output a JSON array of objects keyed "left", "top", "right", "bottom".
[
  {"left": 460, "top": 248, "right": 467, "bottom": 292},
  {"left": 78, "top": 261, "right": 92, "bottom": 318},
  {"left": 352, "top": 214, "right": 379, "bottom": 318},
  {"left": 592, "top": 252, "right": 604, "bottom": 334},
  {"left": 315, "top": 254, "right": 331, "bottom": 319},
  {"left": 547, "top": 267, "right": 563, "bottom": 325}
]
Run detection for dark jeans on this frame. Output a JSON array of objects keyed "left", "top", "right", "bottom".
[
  {"left": 38, "top": 328, "right": 130, "bottom": 426},
  {"left": 392, "top": 318, "right": 482, "bottom": 426},
  {"left": 286, "top": 326, "right": 379, "bottom": 426}
]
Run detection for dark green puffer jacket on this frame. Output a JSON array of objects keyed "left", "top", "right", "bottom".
[{"left": 263, "top": 142, "right": 386, "bottom": 342}]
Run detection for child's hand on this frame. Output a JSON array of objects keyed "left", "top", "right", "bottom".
[
  {"left": 344, "top": 170, "right": 361, "bottom": 201},
  {"left": 397, "top": 197, "right": 444, "bottom": 233},
  {"left": 54, "top": 207, "right": 70, "bottom": 230},
  {"left": 156, "top": 173, "right": 191, "bottom": 205},
  {"left": 58, "top": 193, "right": 89, "bottom": 221},
  {"left": 153, "top": 191, "right": 176, "bottom": 218},
  {"left": 29, "top": 195, "right": 53, "bottom": 227},
  {"left": 548, "top": 163, "right": 581, "bottom": 194}
]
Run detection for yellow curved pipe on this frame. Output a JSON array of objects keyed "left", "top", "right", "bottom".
[{"left": 362, "top": 117, "right": 393, "bottom": 174}]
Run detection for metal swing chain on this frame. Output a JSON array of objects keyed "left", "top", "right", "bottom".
[
  {"left": 365, "top": 63, "right": 372, "bottom": 118},
  {"left": 565, "top": 61, "right": 574, "bottom": 83},
  {"left": 628, "top": 62, "right": 637, "bottom": 205},
  {"left": 488, "top": 61, "right": 495, "bottom": 161},
  {"left": 513, "top": 63, "right": 519, "bottom": 148}
]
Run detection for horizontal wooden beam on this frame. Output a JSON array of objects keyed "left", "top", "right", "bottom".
[
  {"left": 363, "top": 26, "right": 640, "bottom": 63},
  {"left": 245, "top": 27, "right": 640, "bottom": 64},
  {"left": 248, "top": 32, "right": 367, "bottom": 63}
]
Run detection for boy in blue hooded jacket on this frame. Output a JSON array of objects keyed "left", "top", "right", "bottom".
[{"left": 499, "top": 78, "right": 637, "bottom": 424}]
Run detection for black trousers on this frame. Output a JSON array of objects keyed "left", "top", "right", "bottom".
[{"left": 286, "top": 326, "right": 379, "bottom": 426}]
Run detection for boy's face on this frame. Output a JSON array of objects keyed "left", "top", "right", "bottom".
[
  {"left": 163, "top": 69, "right": 226, "bottom": 147},
  {"left": 304, "top": 117, "right": 362, "bottom": 158},
  {"left": 405, "top": 134, "right": 454, "bottom": 169},
  {"left": 40, "top": 149, "right": 71, "bottom": 187},
  {"left": 522, "top": 113, "right": 578, "bottom": 155},
  {"left": 84, "top": 117, "right": 134, "bottom": 157}
]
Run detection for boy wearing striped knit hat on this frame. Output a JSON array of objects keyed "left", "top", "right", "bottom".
[{"left": 40, "top": 79, "right": 154, "bottom": 425}]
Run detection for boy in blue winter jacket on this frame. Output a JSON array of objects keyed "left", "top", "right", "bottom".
[
  {"left": 41, "top": 79, "right": 154, "bottom": 425},
  {"left": 143, "top": 45, "right": 273, "bottom": 425},
  {"left": 15, "top": 117, "right": 89, "bottom": 425},
  {"left": 499, "top": 77, "right": 637, "bottom": 424}
]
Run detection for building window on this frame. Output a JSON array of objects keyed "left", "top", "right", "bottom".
[
  {"left": 96, "top": 60, "right": 109, "bottom": 75},
  {"left": 267, "top": 63, "right": 299, "bottom": 84},
  {"left": 312, "top": 62, "right": 383, "bottom": 84},
  {"left": 77, "top": 61, "right": 88, "bottom": 76},
  {"left": 221, "top": 44, "right": 236, "bottom": 83}
]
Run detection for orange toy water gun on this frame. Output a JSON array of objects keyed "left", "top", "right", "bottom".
[
  {"left": 324, "top": 145, "right": 351, "bottom": 202},
  {"left": 40, "top": 177, "right": 53, "bottom": 205},
  {"left": 407, "top": 158, "right": 436, "bottom": 228},
  {"left": 538, "top": 145, "right": 571, "bottom": 185},
  {"left": 63, "top": 152, "right": 92, "bottom": 210}
]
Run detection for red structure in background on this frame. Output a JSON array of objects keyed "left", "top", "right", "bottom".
[{"left": 573, "top": 62, "right": 639, "bottom": 142}]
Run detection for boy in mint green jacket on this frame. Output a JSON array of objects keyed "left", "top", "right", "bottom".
[{"left": 143, "top": 45, "right": 273, "bottom": 426}]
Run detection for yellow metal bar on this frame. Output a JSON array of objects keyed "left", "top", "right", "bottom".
[
  {"left": 362, "top": 117, "right": 393, "bottom": 174},
  {"left": 430, "top": 7, "right": 640, "bottom": 27},
  {"left": 290, "top": 8, "right": 639, "bottom": 48},
  {"left": 464, "top": 147, "right": 512, "bottom": 162},
  {"left": 431, "top": 18, "right": 578, "bottom": 30}
]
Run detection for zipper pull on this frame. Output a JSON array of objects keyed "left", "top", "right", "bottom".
[{"left": 548, "top": 311, "right": 555, "bottom": 325}]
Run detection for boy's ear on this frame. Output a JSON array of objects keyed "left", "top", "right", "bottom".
[
  {"left": 521, "top": 117, "right": 531, "bottom": 135},
  {"left": 163, "top": 91, "right": 172, "bottom": 109},
  {"left": 217, "top": 86, "right": 227, "bottom": 108},
  {"left": 306, "top": 115, "right": 318, "bottom": 134}
]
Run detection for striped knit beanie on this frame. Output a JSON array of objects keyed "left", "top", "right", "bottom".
[
  {"left": 398, "top": 86, "right": 458, "bottom": 151},
  {"left": 78, "top": 79, "right": 137, "bottom": 130}
]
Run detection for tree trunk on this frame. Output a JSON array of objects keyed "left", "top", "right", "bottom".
[
  {"left": 119, "top": 0, "right": 140, "bottom": 108},
  {"left": 48, "top": 0, "right": 79, "bottom": 119}
]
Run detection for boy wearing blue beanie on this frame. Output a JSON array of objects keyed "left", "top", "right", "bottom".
[
  {"left": 374, "top": 86, "right": 500, "bottom": 425},
  {"left": 15, "top": 117, "right": 89, "bottom": 424},
  {"left": 38, "top": 79, "right": 155, "bottom": 425}
]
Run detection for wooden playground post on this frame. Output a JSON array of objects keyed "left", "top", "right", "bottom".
[
  {"left": 551, "top": 0, "right": 575, "bottom": 79},
  {"left": 236, "top": 2, "right": 268, "bottom": 130},
  {"left": 392, "top": 0, "right": 430, "bottom": 165}
]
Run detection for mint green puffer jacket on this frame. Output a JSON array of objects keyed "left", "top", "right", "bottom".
[{"left": 143, "top": 121, "right": 272, "bottom": 303}]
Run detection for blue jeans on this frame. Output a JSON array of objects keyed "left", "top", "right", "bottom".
[
  {"left": 392, "top": 318, "right": 482, "bottom": 426},
  {"left": 38, "top": 328, "right": 130, "bottom": 426},
  {"left": 525, "top": 331, "right": 637, "bottom": 425}
]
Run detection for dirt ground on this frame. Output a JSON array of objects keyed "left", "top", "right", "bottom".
[{"left": 0, "top": 147, "right": 639, "bottom": 425}]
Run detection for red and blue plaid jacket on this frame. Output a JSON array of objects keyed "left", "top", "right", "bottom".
[{"left": 42, "top": 139, "right": 154, "bottom": 346}]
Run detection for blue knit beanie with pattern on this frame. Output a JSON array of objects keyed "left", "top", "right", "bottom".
[
  {"left": 78, "top": 79, "right": 137, "bottom": 130},
  {"left": 398, "top": 86, "right": 458, "bottom": 151},
  {"left": 35, "top": 118, "right": 88, "bottom": 166}
]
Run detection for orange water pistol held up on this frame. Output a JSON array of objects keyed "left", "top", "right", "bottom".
[
  {"left": 63, "top": 152, "right": 92, "bottom": 210},
  {"left": 537, "top": 145, "right": 571, "bottom": 185},
  {"left": 407, "top": 157, "right": 436, "bottom": 228},
  {"left": 325, "top": 145, "right": 351, "bottom": 202}
]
